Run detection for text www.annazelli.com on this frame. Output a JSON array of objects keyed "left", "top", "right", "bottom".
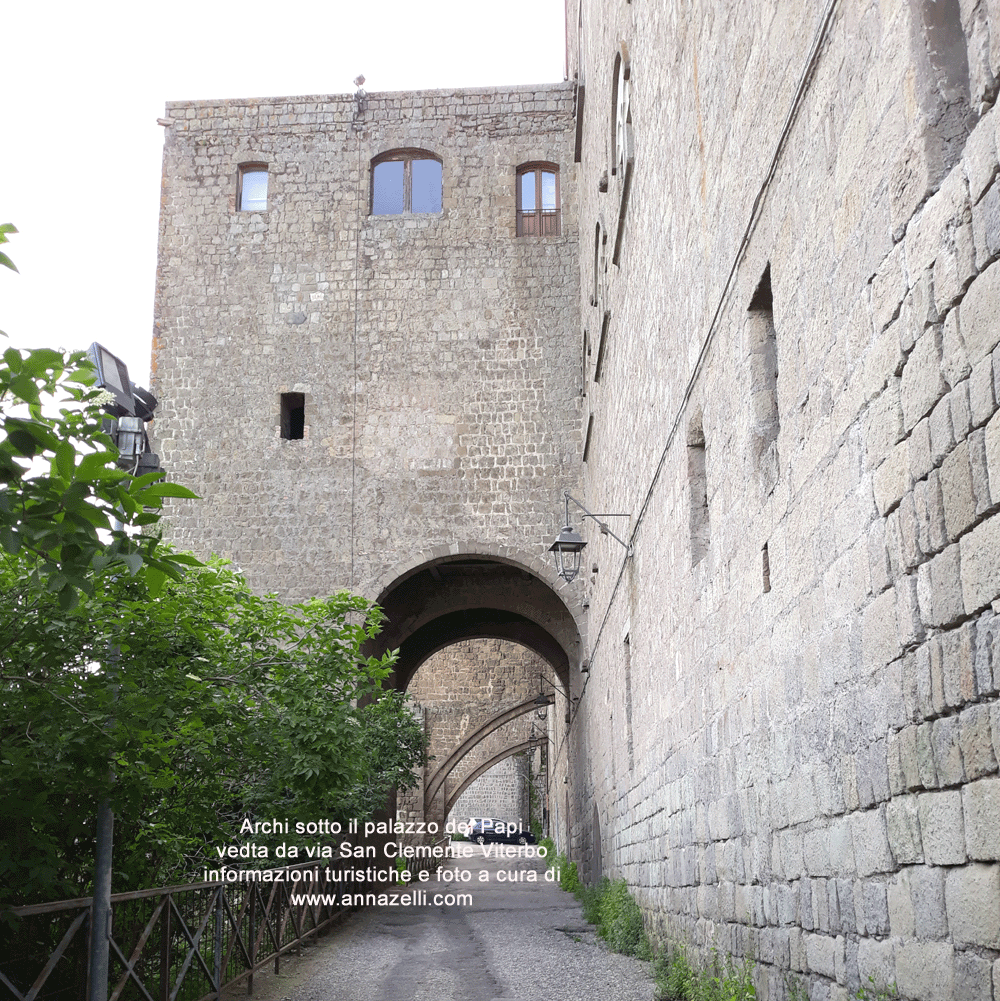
[{"left": 290, "top": 890, "right": 472, "bottom": 907}]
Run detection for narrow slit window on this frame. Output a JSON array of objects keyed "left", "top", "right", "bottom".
[
  {"left": 238, "top": 164, "right": 268, "bottom": 211},
  {"left": 624, "top": 632, "right": 634, "bottom": 772},
  {"left": 688, "top": 419, "right": 709, "bottom": 567},
  {"left": 748, "top": 264, "right": 779, "bottom": 492},
  {"left": 762, "top": 543, "right": 771, "bottom": 593},
  {"left": 280, "top": 393, "right": 305, "bottom": 440}
]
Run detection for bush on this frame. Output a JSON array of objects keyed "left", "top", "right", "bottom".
[
  {"left": 577, "top": 879, "right": 605, "bottom": 925},
  {"left": 598, "top": 878, "right": 650, "bottom": 958},
  {"left": 567, "top": 874, "right": 650, "bottom": 959}
]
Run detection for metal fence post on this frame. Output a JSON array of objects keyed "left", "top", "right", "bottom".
[
  {"left": 159, "top": 894, "right": 171, "bottom": 1001},
  {"left": 273, "top": 889, "right": 282, "bottom": 976},
  {"left": 247, "top": 888, "right": 256, "bottom": 996},
  {"left": 214, "top": 887, "right": 224, "bottom": 997},
  {"left": 87, "top": 801, "right": 114, "bottom": 1001}
]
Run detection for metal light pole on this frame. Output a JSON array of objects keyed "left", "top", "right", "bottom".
[{"left": 85, "top": 343, "right": 159, "bottom": 1001}]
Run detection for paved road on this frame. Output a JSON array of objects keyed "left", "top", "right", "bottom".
[{"left": 236, "top": 852, "right": 657, "bottom": 1001}]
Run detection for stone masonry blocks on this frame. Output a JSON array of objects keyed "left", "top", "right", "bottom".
[
  {"left": 945, "top": 862, "right": 1000, "bottom": 948},
  {"left": 152, "top": 4, "right": 1000, "bottom": 996},
  {"left": 963, "top": 776, "right": 1000, "bottom": 859}
]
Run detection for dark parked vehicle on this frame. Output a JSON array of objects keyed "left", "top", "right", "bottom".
[{"left": 466, "top": 818, "right": 537, "bottom": 845}]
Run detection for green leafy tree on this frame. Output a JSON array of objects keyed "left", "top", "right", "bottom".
[
  {"left": 342, "top": 690, "right": 429, "bottom": 820},
  {"left": 1, "top": 225, "right": 199, "bottom": 606},
  {"left": 0, "top": 344, "right": 202, "bottom": 608},
  {"left": 0, "top": 233, "right": 426, "bottom": 914},
  {"left": 0, "top": 555, "right": 419, "bottom": 907}
]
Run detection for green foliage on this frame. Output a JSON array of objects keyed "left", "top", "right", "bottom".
[
  {"left": 0, "top": 272, "right": 427, "bottom": 915},
  {"left": 658, "top": 943, "right": 700, "bottom": 1000},
  {"left": 0, "top": 344, "right": 200, "bottom": 607},
  {"left": 783, "top": 974, "right": 809, "bottom": 1001},
  {"left": 0, "top": 223, "right": 17, "bottom": 273},
  {"left": 0, "top": 557, "right": 418, "bottom": 908},
  {"left": 340, "top": 689, "right": 428, "bottom": 819},
  {"left": 597, "top": 878, "right": 651, "bottom": 958},
  {"left": 782, "top": 974, "right": 897, "bottom": 1001},
  {"left": 654, "top": 943, "right": 757, "bottom": 1001},
  {"left": 853, "top": 976, "right": 899, "bottom": 1001},
  {"left": 548, "top": 849, "right": 580, "bottom": 892},
  {"left": 572, "top": 876, "right": 650, "bottom": 959},
  {"left": 577, "top": 880, "right": 604, "bottom": 925}
]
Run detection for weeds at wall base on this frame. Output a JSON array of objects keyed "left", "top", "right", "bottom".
[
  {"left": 652, "top": 943, "right": 756, "bottom": 1001},
  {"left": 545, "top": 853, "right": 649, "bottom": 960}
]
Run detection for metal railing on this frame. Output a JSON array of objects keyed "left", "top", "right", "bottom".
[{"left": 0, "top": 861, "right": 357, "bottom": 1001}]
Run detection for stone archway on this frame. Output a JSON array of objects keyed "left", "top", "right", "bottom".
[
  {"left": 423, "top": 696, "right": 556, "bottom": 813},
  {"left": 445, "top": 740, "right": 539, "bottom": 817},
  {"left": 366, "top": 553, "right": 581, "bottom": 682},
  {"left": 365, "top": 553, "right": 582, "bottom": 830}
]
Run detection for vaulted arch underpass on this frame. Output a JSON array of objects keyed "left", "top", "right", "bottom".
[
  {"left": 444, "top": 739, "right": 539, "bottom": 816},
  {"left": 423, "top": 696, "right": 556, "bottom": 814},
  {"left": 361, "top": 555, "right": 582, "bottom": 837}
]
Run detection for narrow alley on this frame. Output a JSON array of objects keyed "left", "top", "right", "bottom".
[{"left": 235, "top": 855, "right": 656, "bottom": 1001}]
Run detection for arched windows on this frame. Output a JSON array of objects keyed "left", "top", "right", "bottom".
[
  {"left": 371, "top": 149, "right": 442, "bottom": 215},
  {"left": 610, "top": 49, "right": 632, "bottom": 180},
  {"left": 516, "top": 162, "right": 560, "bottom": 236}
]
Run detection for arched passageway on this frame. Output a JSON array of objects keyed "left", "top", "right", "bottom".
[
  {"left": 363, "top": 554, "right": 582, "bottom": 832},
  {"left": 445, "top": 740, "right": 539, "bottom": 817}
]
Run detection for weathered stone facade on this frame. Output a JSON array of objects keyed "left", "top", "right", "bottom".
[
  {"left": 151, "top": 2, "right": 1000, "bottom": 997},
  {"left": 449, "top": 756, "right": 532, "bottom": 831},
  {"left": 565, "top": 1, "right": 1000, "bottom": 998},
  {"left": 151, "top": 84, "right": 581, "bottom": 603}
]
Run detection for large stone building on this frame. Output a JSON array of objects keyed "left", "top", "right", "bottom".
[{"left": 152, "top": 1, "right": 1000, "bottom": 997}]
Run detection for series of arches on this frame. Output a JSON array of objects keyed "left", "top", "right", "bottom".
[{"left": 360, "top": 547, "right": 583, "bottom": 831}]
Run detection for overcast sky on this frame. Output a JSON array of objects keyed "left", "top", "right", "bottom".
[{"left": 1, "top": 0, "right": 566, "bottom": 388}]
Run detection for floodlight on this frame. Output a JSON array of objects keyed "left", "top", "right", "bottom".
[{"left": 87, "top": 342, "right": 135, "bottom": 417}]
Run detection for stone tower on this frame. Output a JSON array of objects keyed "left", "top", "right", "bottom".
[{"left": 152, "top": 1, "right": 1000, "bottom": 993}]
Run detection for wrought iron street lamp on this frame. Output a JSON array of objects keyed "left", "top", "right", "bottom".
[{"left": 547, "top": 491, "right": 630, "bottom": 582}]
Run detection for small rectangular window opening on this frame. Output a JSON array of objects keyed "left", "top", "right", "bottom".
[
  {"left": 762, "top": 542, "right": 771, "bottom": 593},
  {"left": 238, "top": 165, "right": 268, "bottom": 212},
  {"left": 280, "top": 393, "right": 305, "bottom": 440}
]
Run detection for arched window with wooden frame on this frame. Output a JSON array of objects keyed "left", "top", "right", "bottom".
[
  {"left": 371, "top": 148, "right": 442, "bottom": 215},
  {"left": 516, "top": 162, "right": 560, "bottom": 236}
]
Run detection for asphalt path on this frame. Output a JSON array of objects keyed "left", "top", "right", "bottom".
[{"left": 233, "top": 851, "right": 657, "bottom": 1001}]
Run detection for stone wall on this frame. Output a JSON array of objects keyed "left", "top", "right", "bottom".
[
  {"left": 151, "top": 84, "right": 581, "bottom": 603},
  {"left": 450, "top": 756, "right": 531, "bottom": 830},
  {"left": 567, "top": 1, "right": 1000, "bottom": 998}
]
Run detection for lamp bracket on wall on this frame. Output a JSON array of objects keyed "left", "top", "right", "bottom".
[{"left": 548, "top": 491, "right": 630, "bottom": 582}]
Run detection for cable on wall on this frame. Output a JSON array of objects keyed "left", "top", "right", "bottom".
[{"left": 584, "top": 0, "right": 841, "bottom": 670}]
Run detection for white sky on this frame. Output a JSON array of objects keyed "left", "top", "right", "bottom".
[{"left": 1, "top": 0, "right": 566, "bottom": 390}]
